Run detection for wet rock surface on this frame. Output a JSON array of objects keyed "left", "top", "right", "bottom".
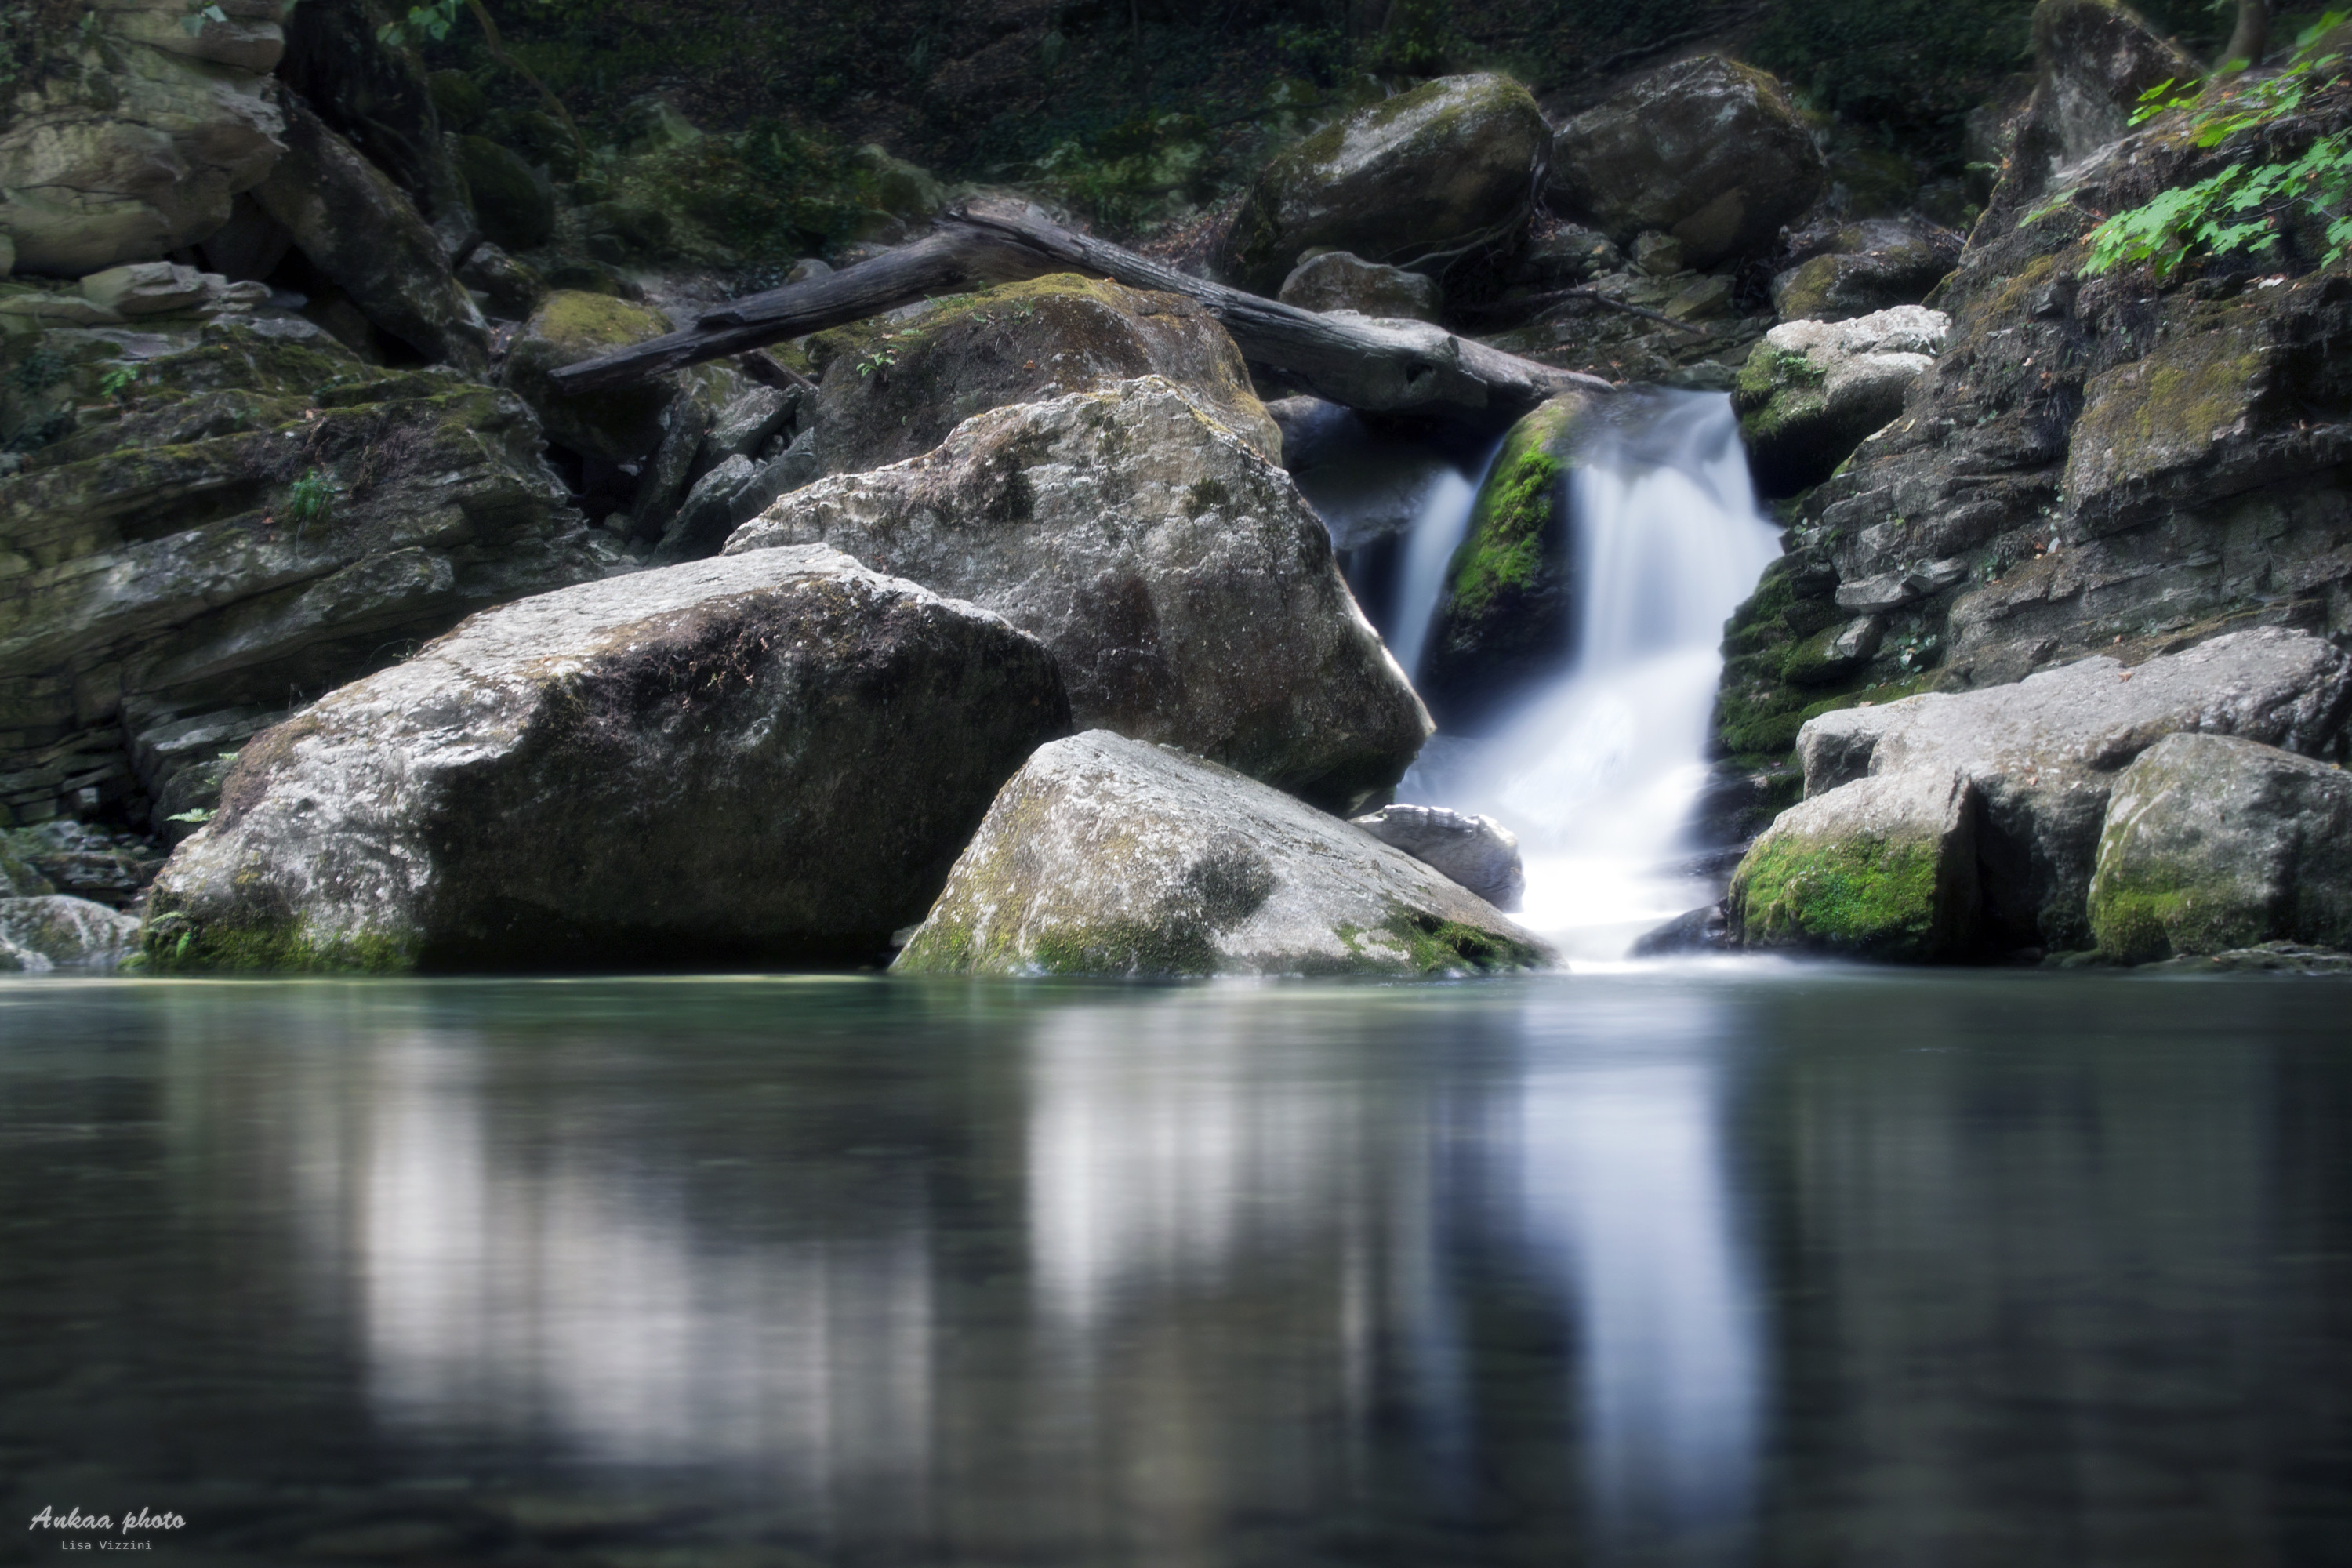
[
  {"left": 1730, "top": 768, "right": 1982, "bottom": 961},
  {"left": 1350, "top": 803, "right": 1525, "bottom": 911},
  {"left": 728, "top": 377, "right": 1428, "bottom": 815},
  {"left": 0, "top": 892, "right": 142, "bottom": 970},
  {"left": 143, "top": 546, "right": 1070, "bottom": 972},
  {"left": 895, "top": 731, "right": 1549, "bottom": 978}
]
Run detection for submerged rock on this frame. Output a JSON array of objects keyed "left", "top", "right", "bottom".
[
  {"left": 0, "top": 894, "right": 143, "bottom": 970},
  {"left": 1545, "top": 56, "right": 1825, "bottom": 269},
  {"left": 804, "top": 274, "right": 1278, "bottom": 481},
  {"left": 1218, "top": 74, "right": 1549, "bottom": 294},
  {"left": 1790, "top": 629, "right": 2352, "bottom": 953},
  {"left": 1350, "top": 804, "right": 1524, "bottom": 911},
  {"left": 894, "top": 731, "right": 1551, "bottom": 978},
  {"left": 1735, "top": 307, "right": 1951, "bottom": 498},
  {"left": 1730, "top": 769, "right": 1982, "bottom": 960},
  {"left": 728, "top": 377, "right": 1429, "bottom": 815},
  {"left": 141, "top": 546, "right": 1070, "bottom": 972},
  {"left": 2089, "top": 732, "right": 2352, "bottom": 964}
]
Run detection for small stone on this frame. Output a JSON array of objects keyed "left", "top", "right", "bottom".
[
  {"left": 1632, "top": 231, "right": 1685, "bottom": 276},
  {"left": 82, "top": 261, "right": 210, "bottom": 315},
  {"left": 1665, "top": 274, "right": 1733, "bottom": 320}
]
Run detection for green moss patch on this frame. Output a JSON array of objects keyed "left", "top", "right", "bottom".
[{"left": 1730, "top": 829, "right": 1947, "bottom": 960}]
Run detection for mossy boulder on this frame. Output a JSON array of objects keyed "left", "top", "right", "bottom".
[
  {"left": 252, "top": 96, "right": 490, "bottom": 371},
  {"left": 1420, "top": 391, "right": 1602, "bottom": 731},
  {"left": 2089, "top": 732, "right": 2352, "bottom": 964},
  {"left": 1733, "top": 306, "right": 1948, "bottom": 498},
  {"left": 1217, "top": 74, "right": 1549, "bottom": 294},
  {"left": 2060, "top": 307, "right": 2278, "bottom": 536},
  {"left": 503, "top": 290, "right": 676, "bottom": 461},
  {"left": 804, "top": 273, "right": 1279, "bottom": 476},
  {"left": 728, "top": 377, "right": 1428, "bottom": 815},
  {"left": 1729, "top": 768, "right": 1981, "bottom": 960},
  {"left": 454, "top": 136, "right": 556, "bottom": 252},
  {"left": 1769, "top": 219, "right": 1962, "bottom": 322},
  {"left": 1546, "top": 56, "right": 1826, "bottom": 269},
  {"left": 0, "top": 894, "right": 142, "bottom": 970},
  {"left": 427, "top": 70, "right": 485, "bottom": 132},
  {"left": 894, "top": 731, "right": 1551, "bottom": 978},
  {"left": 140, "top": 546, "right": 1071, "bottom": 973}
]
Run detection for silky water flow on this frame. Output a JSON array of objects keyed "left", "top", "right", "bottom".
[{"left": 1391, "top": 390, "right": 1784, "bottom": 960}]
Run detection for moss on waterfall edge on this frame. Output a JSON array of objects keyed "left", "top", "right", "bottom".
[
  {"left": 138, "top": 907, "right": 419, "bottom": 975},
  {"left": 1728, "top": 829, "right": 1946, "bottom": 960}
]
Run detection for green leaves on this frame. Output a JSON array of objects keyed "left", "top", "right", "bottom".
[{"left": 178, "top": 0, "right": 227, "bottom": 38}]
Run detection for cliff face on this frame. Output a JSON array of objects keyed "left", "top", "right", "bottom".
[{"left": 1715, "top": 5, "right": 2352, "bottom": 804}]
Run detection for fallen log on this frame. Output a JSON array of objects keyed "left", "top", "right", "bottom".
[{"left": 549, "top": 203, "right": 1611, "bottom": 426}]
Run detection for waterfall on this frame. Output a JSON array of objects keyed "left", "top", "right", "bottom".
[
  {"left": 1399, "top": 391, "right": 1782, "bottom": 961},
  {"left": 1386, "top": 468, "right": 1480, "bottom": 682}
]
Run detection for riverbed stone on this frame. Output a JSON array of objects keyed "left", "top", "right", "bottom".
[
  {"left": 1730, "top": 768, "right": 1981, "bottom": 960},
  {"left": 0, "top": 894, "right": 143, "bottom": 969},
  {"left": 1769, "top": 219, "right": 1962, "bottom": 323},
  {"left": 1734, "top": 306, "right": 1951, "bottom": 498},
  {"left": 1793, "top": 628, "right": 2352, "bottom": 952},
  {"left": 894, "top": 731, "right": 1550, "bottom": 978},
  {"left": 1218, "top": 74, "right": 1549, "bottom": 294},
  {"left": 1545, "top": 56, "right": 1826, "bottom": 269},
  {"left": 140, "top": 546, "right": 1071, "bottom": 972},
  {"left": 1350, "top": 803, "right": 1524, "bottom": 911},
  {"left": 804, "top": 274, "right": 1279, "bottom": 479},
  {"left": 503, "top": 290, "right": 677, "bottom": 462},
  {"left": 2089, "top": 731, "right": 2352, "bottom": 964},
  {"left": 728, "top": 376, "right": 1428, "bottom": 814}
]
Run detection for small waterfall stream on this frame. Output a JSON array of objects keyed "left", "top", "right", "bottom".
[{"left": 1387, "top": 391, "right": 1783, "bottom": 962}]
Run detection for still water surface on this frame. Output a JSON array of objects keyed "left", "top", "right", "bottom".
[{"left": 2, "top": 970, "right": 2347, "bottom": 1566}]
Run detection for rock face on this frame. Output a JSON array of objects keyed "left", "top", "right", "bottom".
[
  {"left": 1734, "top": 307, "right": 1951, "bottom": 498},
  {"left": 804, "top": 274, "right": 1279, "bottom": 481},
  {"left": 276, "top": 0, "right": 473, "bottom": 252},
  {"left": 894, "top": 731, "right": 1551, "bottom": 978},
  {"left": 1277, "top": 252, "right": 1442, "bottom": 321},
  {"left": 1421, "top": 392, "right": 1602, "bottom": 731},
  {"left": 1729, "top": 768, "right": 1981, "bottom": 960},
  {"left": 503, "top": 290, "right": 679, "bottom": 462},
  {"left": 0, "top": 0, "right": 287, "bottom": 276},
  {"left": 1769, "top": 218, "right": 1962, "bottom": 322},
  {"left": 453, "top": 135, "right": 555, "bottom": 252},
  {"left": 2014, "top": 0, "right": 2203, "bottom": 183},
  {"left": 1350, "top": 804, "right": 1524, "bottom": 911},
  {"left": 251, "top": 96, "right": 489, "bottom": 372},
  {"left": 142, "top": 546, "right": 1071, "bottom": 972},
  {"left": 0, "top": 317, "right": 612, "bottom": 832},
  {"left": 2089, "top": 732, "right": 2352, "bottom": 962},
  {"left": 1709, "top": 1, "right": 2352, "bottom": 792},
  {"left": 728, "top": 378, "right": 1428, "bottom": 814},
  {"left": 1218, "top": 74, "right": 1549, "bottom": 294},
  {"left": 1546, "top": 56, "right": 1826, "bottom": 270},
  {"left": 1787, "top": 629, "right": 2352, "bottom": 953},
  {"left": 0, "top": 894, "right": 143, "bottom": 971}
]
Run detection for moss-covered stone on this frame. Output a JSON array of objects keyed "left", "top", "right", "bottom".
[
  {"left": 455, "top": 135, "right": 555, "bottom": 252},
  {"left": 137, "top": 904, "right": 420, "bottom": 975},
  {"left": 503, "top": 289, "right": 677, "bottom": 461},
  {"left": 1419, "top": 392, "right": 1599, "bottom": 729},
  {"left": 1728, "top": 768, "right": 1980, "bottom": 960}
]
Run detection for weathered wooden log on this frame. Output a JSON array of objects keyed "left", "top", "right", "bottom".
[{"left": 548, "top": 203, "right": 1610, "bottom": 426}]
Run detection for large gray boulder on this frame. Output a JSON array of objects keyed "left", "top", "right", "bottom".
[
  {"left": 140, "top": 546, "right": 1070, "bottom": 972},
  {"left": 894, "top": 731, "right": 1551, "bottom": 978},
  {"left": 0, "top": 895, "right": 143, "bottom": 971},
  {"left": 0, "top": 0, "right": 287, "bottom": 276},
  {"left": 1734, "top": 307, "right": 1950, "bottom": 499},
  {"left": 1218, "top": 74, "right": 1549, "bottom": 294},
  {"left": 804, "top": 274, "right": 1279, "bottom": 482},
  {"left": 2089, "top": 732, "right": 2352, "bottom": 963},
  {"left": 727, "top": 377, "right": 1430, "bottom": 815},
  {"left": 1546, "top": 56, "right": 1826, "bottom": 269},
  {"left": 251, "top": 96, "right": 489, "bottom": 372},
  {"left": 1792, "top": 629, "right": 2352, "bottom": 951}
]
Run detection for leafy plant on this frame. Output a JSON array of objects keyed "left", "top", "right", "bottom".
[
  {"left": 165, "top": 807, "right": 215, "bottom": 824},
  {"left": 98, "top": 364, "right": 137, "bottom": 401},
  {"left": 2034, "top": 12, "right": 2352, "bottom": 279},
  {"left": 280, "top": 467, "right": 340, "bottom": 532},
  {"left": 179, "top": 0, "right": 227, "bottom": 38},
  {"left": 855, "top": 347, "right": 896, "bottom": 378}
]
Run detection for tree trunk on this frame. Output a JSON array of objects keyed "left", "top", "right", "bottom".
[
  {"left": 547, "top": 203, "right": 1611, "bottom": 427},
  {"left": 2221, "top": 0, "right": 2268, "bottom": 70}
]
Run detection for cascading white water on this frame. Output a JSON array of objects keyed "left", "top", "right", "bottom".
[
  {"left": 1385, "top": 456, "right": 1490, "bottom": 682},
  {"left": 1399, "top": 390, "right": 1782, "bottom": 962}
]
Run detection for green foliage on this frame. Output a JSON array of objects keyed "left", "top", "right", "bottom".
[
  {"left": 280, "top": 467, "right": 340, "bottom": 532},
  {"left": 1033, "top": 111, "right": 1216, "bottom": 230},
  {"left": 1372, "top": 0, "right": 1458, "bottom": 77},
  {"left": 98, "top": 365, "right": 138, "bottom": 401},
  {"left": 2042, "top": 13, "right": 2352, "bottom": 279}
]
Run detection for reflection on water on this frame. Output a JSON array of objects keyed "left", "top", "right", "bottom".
[{"left": 1, "top": 972, "right": 2347, "bottom": 1566}]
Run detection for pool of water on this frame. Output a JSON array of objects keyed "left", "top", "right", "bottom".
[{"left": 2, "top": 967, "right": 2347, "bottom": 1566}]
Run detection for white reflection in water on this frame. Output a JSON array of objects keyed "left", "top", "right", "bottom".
[
  {"left": 1512, "top": 1041, "right": 1759, "bottom": 1551},
  {"left": 335, "top": 1032, "right": 932, "bottom": 1508}
]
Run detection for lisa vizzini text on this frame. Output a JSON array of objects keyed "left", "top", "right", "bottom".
[{"left": 27, "top": 1506, "right": 185, "bottom": 1548}]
